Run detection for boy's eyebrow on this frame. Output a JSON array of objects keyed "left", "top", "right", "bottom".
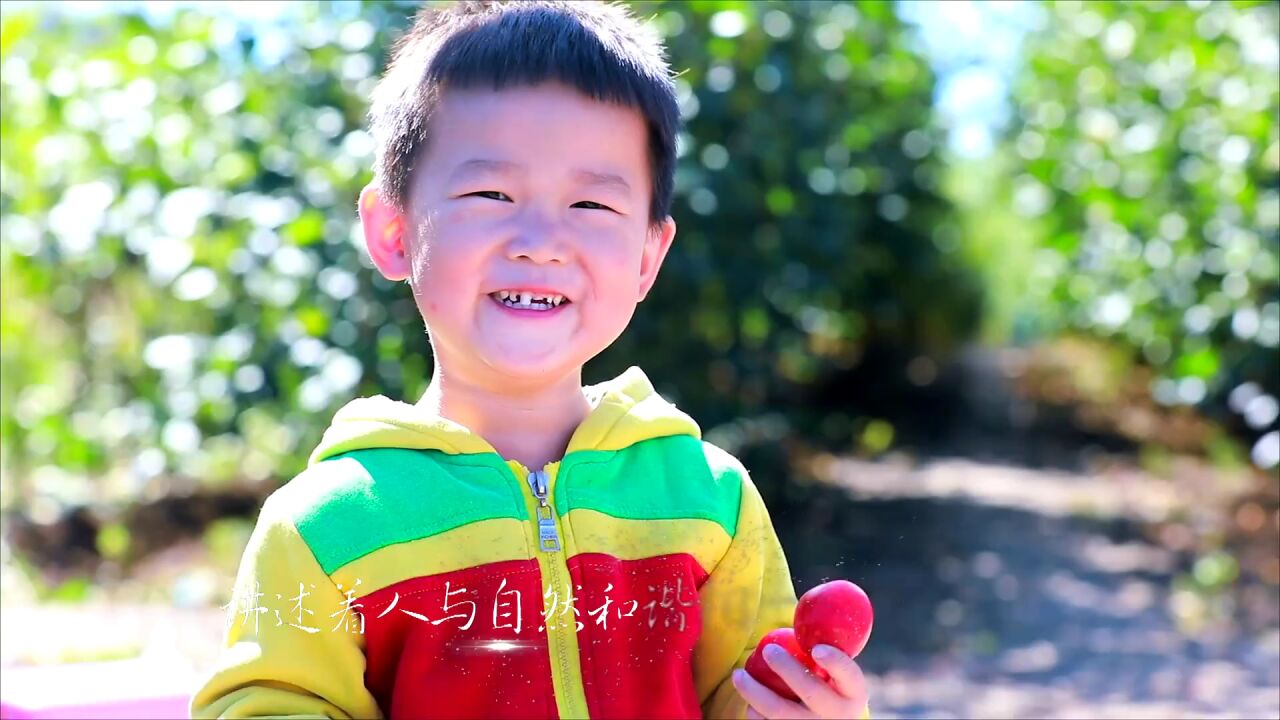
[
  {"left": 449, "top": 158, "right": 631, "bottom": 197},
  {"left": 573, "top": 169, "right": 632, "bottom": 196},
  {"left": 449, "top": 158, "right": 521, "bottom": 183}
]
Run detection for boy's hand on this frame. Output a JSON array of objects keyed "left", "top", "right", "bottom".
[{"left": 731, "top": 643, "right": 869, "bottom": 719}]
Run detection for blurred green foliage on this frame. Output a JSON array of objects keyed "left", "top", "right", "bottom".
[
  {"left": 603, "top": 1, "right": 981, "bottom": 429},
  {"left": 1, "top": 3, "right": 407, "bottom": 512},
  {"left": 990, "top": 0, "right": 1279, "bottom": 460},
  {"left": 0, "top": 0, "right": 976, "bottom": 516}
]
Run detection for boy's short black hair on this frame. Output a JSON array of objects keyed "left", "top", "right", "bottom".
[{"left": 370, "top": 0, "right": 681, "bottom": 225}]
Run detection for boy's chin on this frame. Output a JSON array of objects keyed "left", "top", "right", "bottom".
[{"left": 480, "top": 347, "right": 583, "bottom": 384}]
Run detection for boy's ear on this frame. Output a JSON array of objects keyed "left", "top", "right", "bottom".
[
  {"left": 359, "top": 184, "right": 409, "bottom": 281},
  {"left": 637, "top": 216, "right": 677, "bottom": 302}
]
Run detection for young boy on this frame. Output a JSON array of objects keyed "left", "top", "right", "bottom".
[{"left": 190, "top": 2, "right": 868, "bottom": 718}]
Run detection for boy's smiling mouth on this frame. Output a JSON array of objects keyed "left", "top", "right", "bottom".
[{"left": 488, "top": 289, "right": 572, "bottom": 312}]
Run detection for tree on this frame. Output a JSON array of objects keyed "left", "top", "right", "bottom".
[
  {"left": 0, "top": 0, "right": 972, "bottom": 519},
  {"left": 996, "top": 0, "right": 1280, "bottom": 468}
]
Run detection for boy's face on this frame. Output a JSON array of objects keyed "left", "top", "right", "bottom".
[{"left": 361, "top": 83, "right": 676, "bottom": 389}]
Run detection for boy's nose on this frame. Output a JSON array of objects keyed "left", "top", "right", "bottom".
[{"left": 506, "top": 218, "right": 569, "bottom": 265}]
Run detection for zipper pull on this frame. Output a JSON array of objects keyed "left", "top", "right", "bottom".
[{"left": 527, "top": 470, "right": 561, "bottom": 553}]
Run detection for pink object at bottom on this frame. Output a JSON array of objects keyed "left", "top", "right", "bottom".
[
  {"left": 0, "top": 697, "right": 191, "bottom": 720},
  {"left": 0, "top": 658, "right": 198, "bottom": 720}
]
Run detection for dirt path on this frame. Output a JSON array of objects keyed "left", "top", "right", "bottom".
[
  {"left": 754, "top": 344, "right": 1280, "bottom": 718},
  {"left": 756, "top": 453, "right": 1279, "bottom": 719}
]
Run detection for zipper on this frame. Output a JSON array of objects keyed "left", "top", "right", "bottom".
[
  {"left": 511, "top": 462, "right": 589, "bottom": 718},
  {"left": 528, "top": 470, "right": 562, "bottom": 552}
]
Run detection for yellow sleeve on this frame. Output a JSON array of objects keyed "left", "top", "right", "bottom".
[
  {"left": 189, "top": 491, "right": 384, "bottom": 719},
  {"left": 693, "top": 461, "right": 798, "bottom": 720}
]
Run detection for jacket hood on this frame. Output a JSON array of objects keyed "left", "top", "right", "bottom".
[{"left": 308, "top": 365, "right": 700, "bottom": 466}]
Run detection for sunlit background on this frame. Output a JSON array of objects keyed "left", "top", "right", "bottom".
[{"left": 0, "top": 1, "right": 1277, "bottom": 718}]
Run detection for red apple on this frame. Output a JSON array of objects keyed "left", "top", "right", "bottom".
[
  {"left": 794, "top": 580, "right": 874, "bottom": 659},
  {"left": 743, "top": 627, "right": 828, "bottom": 701}
]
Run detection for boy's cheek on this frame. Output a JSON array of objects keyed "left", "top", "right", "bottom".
[{"left": 582, "top": 244, "right": 646, "bottom": 286}]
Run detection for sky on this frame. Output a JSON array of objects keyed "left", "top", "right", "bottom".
[
  {"left": 897, "top": 0, "right": 1044, "bottom": 157},
  {"left": 3, "top": 0, "right": 1040, "bottom": 158}
]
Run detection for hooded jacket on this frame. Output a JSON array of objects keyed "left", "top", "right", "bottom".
[{"left": 189, "top": 366, "right": 798, "bottom": 719}]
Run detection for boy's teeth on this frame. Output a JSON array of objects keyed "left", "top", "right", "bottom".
[
  {"left": 491, "top": 290, "right": 568, "bottom": 311},
  {"left": 491, "top": 290, "right": 567, "bottom": 308}
]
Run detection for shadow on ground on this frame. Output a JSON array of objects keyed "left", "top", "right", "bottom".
[
  {"left": 763, "top": 477, "right": 1278, "bottom": 718},
  {"left": 737, "top": 346, "right": 1280, "bottom": 719}
]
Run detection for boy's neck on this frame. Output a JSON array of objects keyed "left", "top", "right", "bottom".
[{"left": 417, "top": 365, "right": 593, "bottom": 472}]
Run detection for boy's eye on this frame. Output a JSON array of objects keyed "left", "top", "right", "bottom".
[
  {"left": 572, "top": 200, "right": 616, "bottom": 212},
  {"left": 465, "top": 191, "right": 513, "bottom": 202}
]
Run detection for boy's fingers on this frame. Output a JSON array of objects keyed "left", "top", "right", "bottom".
[
  {"left": 811, "top": 645, "right": 870, "bottom": 713},
  {"left": 731, "top": 668, "right": 815, "bottom": 719},
  {"left": 761, "top": 646, "right": 834, "bottom": 717}
]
